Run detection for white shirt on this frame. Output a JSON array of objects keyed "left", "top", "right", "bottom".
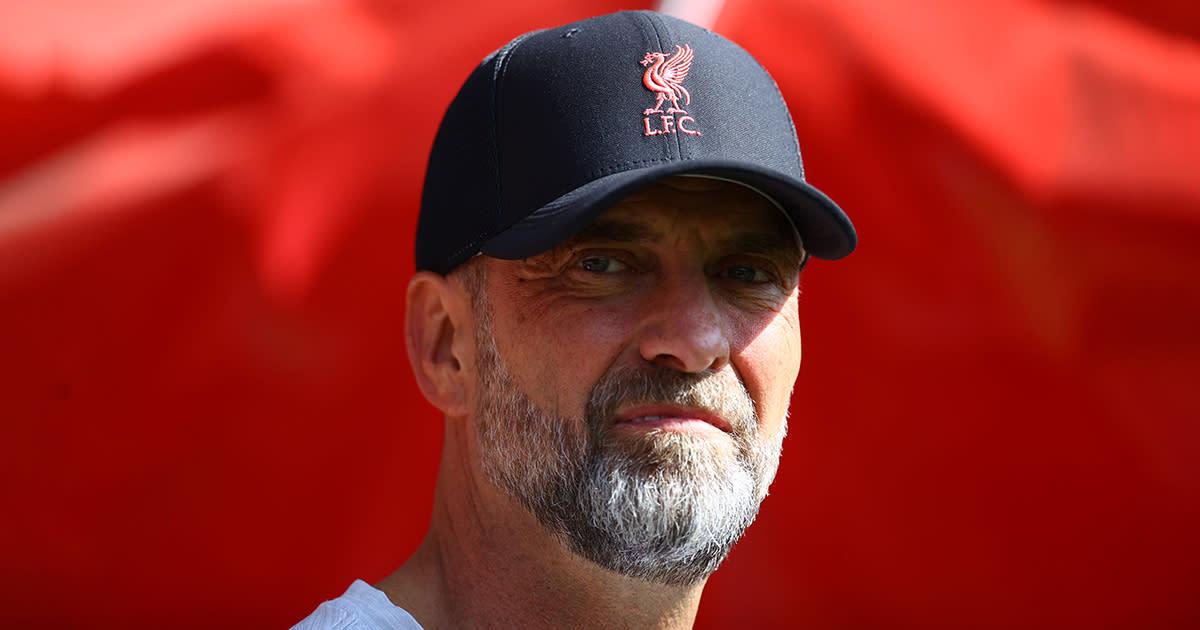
[{"left": 291, "top": 580, "right": 423, "bottom": 630}]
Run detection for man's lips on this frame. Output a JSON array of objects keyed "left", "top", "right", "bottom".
[{"left": 613, "top": 405, "right": 733, "bottom": 434}]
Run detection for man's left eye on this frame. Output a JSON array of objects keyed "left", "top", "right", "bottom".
[
  {"left": 579, "top": 256, "right": 627, "bottom": 273},
  {"left": 721, "top": 264, "right": 770, "bottom": 283}
]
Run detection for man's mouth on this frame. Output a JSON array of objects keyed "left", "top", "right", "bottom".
[{"left": 614, "top": 406, "right": 733, "bottom": 434}]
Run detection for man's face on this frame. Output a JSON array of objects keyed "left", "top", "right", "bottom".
[{"left": 468, "top": 177, "right": 804, "bottom": 585}]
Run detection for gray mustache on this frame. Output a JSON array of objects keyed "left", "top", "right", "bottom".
[{"left": 584, "top": 365, "right": 758, "bottom": 438}]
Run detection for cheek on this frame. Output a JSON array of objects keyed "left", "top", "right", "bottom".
[
  {"left": 490, "top": 297, "right": 632, "bottom": 416},
  {"left": 734, "top": 307, "right": 802, "bottom": 433}
]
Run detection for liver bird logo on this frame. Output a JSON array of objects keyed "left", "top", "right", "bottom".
[{"left": 641, "top": 44, "right": 694, "bottom": 115}]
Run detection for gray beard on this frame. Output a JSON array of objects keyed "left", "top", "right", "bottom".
[{"left": 472, "top": 304, "right": 786, "bottom": 586}]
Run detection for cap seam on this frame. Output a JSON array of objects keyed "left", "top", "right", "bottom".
[
  {"left": 489, "top": 31, "right": 537, "bottom": 223},
  {"left": 638, "top": 12, "right": 683, "bottom": 163},
  {"left": 587, "top": 156, "right": 692, "bottom": 179},
  {"left": 755, "top": 56, "right": 805, "bottom": 177},
  {"left": 445, "top": 236, "right": 486, "bottom": 270},
  {"left": 448, "top": 30, "right": 537, "bottom": 272}
]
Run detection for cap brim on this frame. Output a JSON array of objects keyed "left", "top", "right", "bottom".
[{"left": 481, "top": 160, "right": 856, "bottom": 262}]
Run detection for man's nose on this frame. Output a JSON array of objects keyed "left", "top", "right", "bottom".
[{"left": 636, "top": 272, "right": 730, "bottom": 373}]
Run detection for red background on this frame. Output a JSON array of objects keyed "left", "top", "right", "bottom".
[{"left": 2, "top": 1, "right": 1198, "bottom": 628}]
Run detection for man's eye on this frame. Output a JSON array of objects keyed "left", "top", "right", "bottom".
[
  {"left": 722, "top": 264, "right": 770, "bottom": 283},
  {"left": 579, "top": 256, "right": 627, "bottom": 273}
]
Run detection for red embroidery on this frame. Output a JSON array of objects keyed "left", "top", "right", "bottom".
[{"left": 641, "top": 45, "right": 700, "bottom": 136}]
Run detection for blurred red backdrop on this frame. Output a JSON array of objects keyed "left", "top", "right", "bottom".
[{"left": 2, "top": 1, "right": 1198, "bottom": 628}]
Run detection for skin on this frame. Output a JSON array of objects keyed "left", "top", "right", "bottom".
[{"left": 380, "top": 176, "right": 805, "bottom": 629}]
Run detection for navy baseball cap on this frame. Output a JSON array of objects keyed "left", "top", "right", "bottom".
[{"left": 416, "top": 10, "right": 856, "bottom": 275}]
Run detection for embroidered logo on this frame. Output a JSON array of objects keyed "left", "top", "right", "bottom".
[{"left": 640, "top": 44, "right": 700, "bottom": 136}]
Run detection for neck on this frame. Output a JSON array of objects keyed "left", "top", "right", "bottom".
[{"left": 376, "top": 420, "right": 707, "bottom": 630}]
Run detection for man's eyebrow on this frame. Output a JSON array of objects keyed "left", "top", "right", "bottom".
[
  {"left": 562, "top": 217, "right": 806, "bottom": 269},
  {"left": 718, "top": 231, "right": 806, "bottom": 269},
  {"left": 566, "top": 218, "right": 663, "bottom": 245}
]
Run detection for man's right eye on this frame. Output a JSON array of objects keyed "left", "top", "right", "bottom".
[{"left": 579, "top": 256, "right": 627, "bottom": 273}]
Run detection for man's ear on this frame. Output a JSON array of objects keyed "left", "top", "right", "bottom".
[{"left": 405, "top": 271, "right": 474, "bottom": 417}]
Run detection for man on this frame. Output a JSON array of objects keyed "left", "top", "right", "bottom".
[{"left": 293, "top": 10, "right": 855, "bottom": 629}]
